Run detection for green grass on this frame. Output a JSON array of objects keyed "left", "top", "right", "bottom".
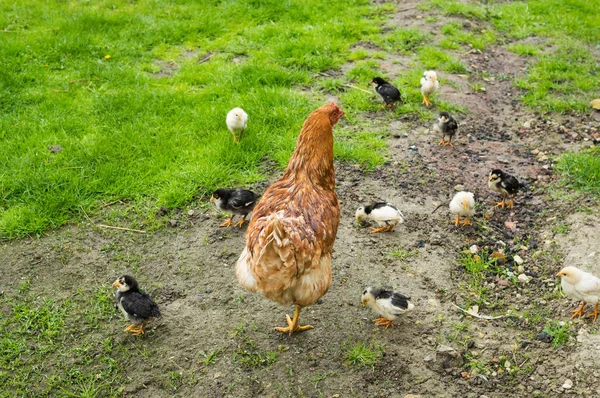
[
  {"left": 428, "top": 0, "right": 600, "bottom": 113},
  {"left": 543, "top": 320, "right": 572, "bottom": 348},
  {"left": 0, "top": 283, "right": 126, "bottom": 396},
  {"left": 0, "top": 0, "right": 386, "bottom": 239},
  {"left": 342, "top": 339, "right": 384, "bottom": 370},
  {"left": 555, "top": 148, "right": 600, "bottom": 196},
  {"left": 389, "top": 246, "right": 419, "bottom": 262}
]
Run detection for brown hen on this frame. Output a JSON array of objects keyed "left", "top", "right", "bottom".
[{"left": 236, "top": 102, "right": 344, "bottom": 336}]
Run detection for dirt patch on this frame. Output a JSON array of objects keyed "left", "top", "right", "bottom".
[{"left": 2, "top": 2, "right": 600, "bottom": 398}]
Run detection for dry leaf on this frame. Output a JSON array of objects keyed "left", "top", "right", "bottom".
[{"left": 591, "top": 99, "right": 600, "bottom": 110}]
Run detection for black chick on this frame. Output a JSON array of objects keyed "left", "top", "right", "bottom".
[
  {"left": 434, "top": 112, "right": 458, "bottom": 147},
  {"left": 371, "top": 77, "right": 401, "bottom": 108},
  {"left": 210, "top": 188, "right": 258, "bottom": 228},
  {"left": 112, "top": 275, "right": 161, "bottom": 336},
  {"left": 488, "top": 169, "right": 520, "bottom": 208}
]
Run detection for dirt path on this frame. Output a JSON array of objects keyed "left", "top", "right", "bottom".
[{"left": 2, "top": 2, "right": 600, "bottom": 398}]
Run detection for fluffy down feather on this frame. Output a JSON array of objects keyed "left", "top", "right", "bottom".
[
  {"left": 449, "top": 191, "right": 475, "bottom": 217},
  {"left": 226, "top": 108, "right": 248, "bottom": 142},
  {"left": 420, "top": 71, "right": 439, "bottom": 96},
  {"left": 236, "top": 103, "right": 344, "bottom": 308},
  {"left": 557, "top": 266, "right": 600, "bottom": 321}
]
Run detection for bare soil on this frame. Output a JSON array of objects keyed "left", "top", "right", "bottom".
[{"left": 2, "top": 2, "right": 600, "bottom": 398}]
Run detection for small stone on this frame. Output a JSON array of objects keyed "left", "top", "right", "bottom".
[
  {"left": 514, "top": 255, "right": 524, "bottom": 265},
  {"left": 470, "top": 245, "right": 479, "bottom": 254},
  {"left": 505, "top": 221, "right": 517, "bottom": 230},
  {"left": 517, "top": 265, "right": 525, "bottom": 274},
  {"left": 562, "top": 379, "right": 573, "bottom": 389},
  {"left": 187, "top": 209, "right": 195, "bottom": 216},
  {"left": 497, "top": 155, "right": 509, "bottom": 164},
  {"left": 169, "top": 219, "right": 178, "bottom": 227},
  {"left": 454, "top": 184, "right": 465, "bottom": 192},
  {"left": 48, "top": 145, "right": 63, "bottom": 153},
  {"left": 517, "top": 273, "right": 530, "bottom": 283},
  {"left": 498, "top": 279, "right": 510, "bottom": 286},
  {"left": 523, "top": 120, "right": 532, "bottom": 128}
]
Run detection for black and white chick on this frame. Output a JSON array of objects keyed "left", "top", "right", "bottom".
[
  {"left": 433, "top": 112, "right": 458, "bottom": 147},
  {"left": 210, "top": 188, "right": 258, "bottom": 228},
  {"left": 371, "top": 77, "right": 402, "bottom": 108},
  {"left": 112, "top": 275, "right": 161, "bottom": 336},
  {"left": 361, "top": 286, "right": 414, "bottom": 328},
  {"left": 355, "top": 202, "right": 404, "bottom": 234},
  {"left": 488, "top": 169, "right": 520, "bottom": 208}
]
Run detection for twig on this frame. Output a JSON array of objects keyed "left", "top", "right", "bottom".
[
  {"left": 343, "top": 84, "right": 372, "bottom": 94},
  {"left": 197, "top": 53, "right": 215, "bottom": 64},
  {"left": 79, "top": 205, "right": 94, "bottom": 225},
  {"left": 101, "top": 199, "right": 125, "bottom": 207},
  {"left": 451, "top": 303, "right": 507, "bottom": 320},
  {"left": 96, "top": 224, "right": 146, "bottom": 233}
]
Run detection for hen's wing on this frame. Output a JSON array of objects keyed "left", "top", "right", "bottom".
[
  {"left": 120, "top": 291, "right": 161, "bottom": 319},
  {"left": 237, "top": 181, "right": 339, "bottom": 305}
]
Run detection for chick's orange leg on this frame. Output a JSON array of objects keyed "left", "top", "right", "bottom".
[
  {"left": 422, "top": 95, "right": 431, "bottom": 107},
  {"left": 451, "top": 216, "right": 461, "bottom": 226},
  {"left": 373, "top": 317, "right": 394, "bottom": 328},
  {"left": 507, "top": 197, "right": 515, "bottom": 209},
  {"left": 460, "top": 216, "right": 472, "bottom": 226},
  {"left": 494, "top": 196, "right": 506, "bottom": 208},
  {"left": 586, "top": 303, "right": 599, "bottom": 322},
  {"left": 369, "top": 226, "right": 388, "bottom": 234},
  {"left": 234, "top": 215, "right": 247, "bottom": 228},
  {"left": 124, "top": 324, "right": 136, "bottom": 332},
  {"left": 275, "top": 305, "right": 313, "bottom": 336},
  {"left": 439, "top": 138, "right": 446, "bottom": 146},
  {"left": 570, "top": 301, "right": 587, "bottom": 319},
  {"left": 219, "top": 215, "right": 235, "bottom": 228},
  {"left": 130, "top": 324, "right": 145, "bottom": 336}
]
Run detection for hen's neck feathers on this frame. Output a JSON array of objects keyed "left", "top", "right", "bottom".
[{"left": 284, "top": 110, "right": 335, "bottom": 188}]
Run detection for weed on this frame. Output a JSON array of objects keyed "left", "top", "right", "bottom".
[
  {"left": 342, "top": 339, "right": 384, "bottom": 370},
  {"left": 507, "top": 43, "right": 540, "bottom": 57},
  {"left": 389, "top": 246, "right": 419, "bottom": 262},
  {"left": 543, "top": 320, "right": 572, "bottom": 348}
]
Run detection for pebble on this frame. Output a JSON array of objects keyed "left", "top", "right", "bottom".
[
  {"left": 497, "top": 155, "right": 509, "bottom": 164},
  {"left": 498, "top": 279, "right": 510, "bottom": 286},
  {"left": 187, "top": 209, "right": 195, "bottom": 216},
  {"left": 514, "top": 254, "right": 524, "bottom": 265},
  {"left": 470, "top": 245, "right": 479, "bottom": 254},
  {"left": 517, "top": 265, "right": 525, "bottom": 274},
  {"left": 517, "top": 273, "right": 530, "bottom": 283},
  {"left": 562, "top": 379, "right": 573, "bottom": 389},
  {"left": 169, "top": 219, "right": 178, "bottom": 227},
  {"left": 454, "top": 184, "right": 465, "bottom": 191}
]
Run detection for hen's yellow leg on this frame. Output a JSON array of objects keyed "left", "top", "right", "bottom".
[
  {"left": 275, "top": 305, "right": 313, "bottom": 336},
  {"left": 220, "top": 215, "right": 235, "bottom": 227},
  {"left": 570, "top": 301, "right": 587, "bottom": 319},
  {"left": 586, "top": 303, "right": 599, "bottom": 322}
]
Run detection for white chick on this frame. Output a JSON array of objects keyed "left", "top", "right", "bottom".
[
  {"left": 420, "top": 70, "right": 439, "bottom": 107},
  {"left": 355, "top": 202, "right": 404, "bottom": 234},
  {"left": 449, "top": 191, "right": 475, "bottom": 227},
  {"left": 557, "top": 266, "right": 600, "bottom": 322},
  {"left": 361, "top": 286, "right": 414, "bottom": 328},
  {"left": 226, "top": 107, "right": 248, "bottom": 144}
]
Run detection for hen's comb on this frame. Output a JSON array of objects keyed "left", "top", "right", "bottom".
[{"left": 330, "top": 101, "right": 341, "bottom": 112}]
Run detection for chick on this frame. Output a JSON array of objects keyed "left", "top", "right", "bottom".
[
  {"left": 355, "top": 202, "right": 404, "bottom": 234},
  {"left": 488, "top": 169, "right": 520, "bottom": 208},
  {"left": 113, "top": 275, "right": 161, "bottom": 336},
  {"left": 434, "top": 112, "right": 458, "bottom": 147},
  {"left": 210, "top": 188, "right": 258, "bottom": 227},
  {"left": 226, "top": 107, "right": 248, "bottom": 144},
  {"left": 557, "top": 266, "right": 600, "bottom": 322},
  {"left": 361, "top": 286, "right": 414, "bottom": 328},
  {"left": 420, "top": 70, "right": 439, "bottom": 107},
  {"left": 371, "top": 77, "right": 402, "bottom": 108},
  {"left": 449, "top": 191, "right": 475, "bottom": 226}
]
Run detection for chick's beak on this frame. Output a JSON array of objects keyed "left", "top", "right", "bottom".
[
  {"left": 556, "top": 272, "right": 562, "bottom": 277},
  {"left": 210, "top": 195, "right": 215, "bottom": 202},
  {"left": 112, "top": 280, "right": 120, "bottom": 288},
  {"left": 463, "top": 202, "right": 469, "bottom": 210}
]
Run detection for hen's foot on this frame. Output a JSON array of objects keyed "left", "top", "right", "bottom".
[
  {"left": 570, "top": 301, "right": 587, "bottom": 319},
  {"left": 275, "top": 305, "right": 312, "bottom": 336}
]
